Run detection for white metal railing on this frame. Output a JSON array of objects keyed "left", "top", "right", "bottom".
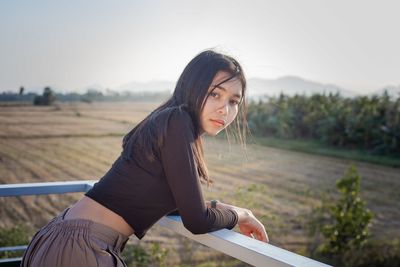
[{"left": 0, "top": 181, "right": 331, "bottom": 267}]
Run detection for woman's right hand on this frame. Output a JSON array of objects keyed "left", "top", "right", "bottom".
[{"left": 217, "top": 202, "right": 269, "bottom": 243}]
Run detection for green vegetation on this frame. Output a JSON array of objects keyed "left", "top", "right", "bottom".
[
  {"left": 320, "top": 165, "right": 373, "bottom": 254},
  {"left": 0, "top": 224, "right": 30, "bottom": 259},
  {"left": 0, "top": 88, "right": 171, "bottom": 103},
  {"left": 33, "top": 87, "right": 56, "bottom": 106},
  {"left": 248, "top": 92, "right": 400, "bottom": 157},
  {"left": 308, "top": 165, "right": 400, "bottom": 266},
  {"left": 252, "top": 136, "right": 400, "bottom": 167},
  {"left": 121, "top": 242, "right": 169, "bottom": 267}
]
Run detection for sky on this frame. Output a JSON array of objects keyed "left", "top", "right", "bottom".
[{"left": 1, "top": 0, "right": 399, "bottom": 93}]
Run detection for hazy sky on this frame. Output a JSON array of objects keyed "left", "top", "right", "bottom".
[{"left": 1, "top": 0, "right": 399, "bottom": 93}]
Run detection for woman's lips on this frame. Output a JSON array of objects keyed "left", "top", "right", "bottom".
[{"left": 210, "top": 119, "right": 225, "bottom": 127}]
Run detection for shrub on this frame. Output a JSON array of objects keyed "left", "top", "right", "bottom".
[
  {"left": 341, "top": 239, "right": 400, "bottom": 267},
  {"left": 121, "top": 242, "right": 169, "bottom": 267},
  {"left": 320, "top": 165, "right": 373, "bottom": 255},
  {"left": 33, "top": 87, "right": 56, "bottom": 106},
  {"left": 0, "top": 224, "right": 30, "bottom": 259},
  {"left": 305, "top": 165, "right": 400, "bottom": 267}
]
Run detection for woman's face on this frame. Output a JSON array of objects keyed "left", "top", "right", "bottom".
[{"left": 200, "top": 71, "right": 243, "bottom": 136}]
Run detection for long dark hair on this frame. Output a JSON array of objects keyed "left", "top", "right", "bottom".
[{"left": 122, "top": 49, "right": 247, "bottom": 185}]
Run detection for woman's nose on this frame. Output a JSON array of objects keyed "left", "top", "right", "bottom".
[{"left": 217, "top": 102, "right": 229, "bottom": 115}]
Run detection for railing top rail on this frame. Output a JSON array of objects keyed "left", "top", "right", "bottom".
[
  {"left": 0, "top": 180, "right": 96, "bottom": 197},
  {"left": 0, "top": 181, "right": 331, "bottom": 267}
]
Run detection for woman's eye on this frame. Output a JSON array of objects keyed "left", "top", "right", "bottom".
[
  {"left": 230, "top": 99, "right": 240, "bottom": 105},
  {"left": 209, "top": 92, "right": 218, "bottom": 98}
]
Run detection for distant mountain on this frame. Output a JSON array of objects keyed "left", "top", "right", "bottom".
[
  {"left": 247, "top": 76, "right": 359, "bottom": 98},
  {"left": 114, "top": 76, "right": 359, "bottom": 98},
  {"left": 116, "top": 80, "right": 175, "bottom": 93}
]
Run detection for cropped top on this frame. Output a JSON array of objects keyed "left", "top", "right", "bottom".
[{"left": 85, "top": 107, "right": 238, "bottom": 239}]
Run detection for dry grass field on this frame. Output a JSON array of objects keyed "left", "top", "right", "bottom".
[{"left": 1, "top": 101, "right": 399, "bottom": 265}]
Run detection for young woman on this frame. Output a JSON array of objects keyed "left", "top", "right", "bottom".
[{"left": 21, "top": 50, "right": 268, "bottom": 266}]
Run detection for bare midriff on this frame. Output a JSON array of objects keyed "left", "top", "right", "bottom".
[{"left": 64, "top": 196, "right": 135, "bottom": 237}]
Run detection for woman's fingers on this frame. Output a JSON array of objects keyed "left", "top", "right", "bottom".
[
  {"left": 241, "top": 227, "right": 269, "bottom": 243},
  {"left": 252, "top": 226, "right": 268, "bottom": 243},
  {"left": 259, "top": 224, "right": 269, "bottom": 243},
  {"left": 245, "top": 232, "right": 253, "bottom": 238},
  {"left": 253, "top": 220, "right": 269, "bottom": 243},
  {"left": 236, "top": 209, "right": 269, "bottom": 243},
  {"left": 258, "top": 229, "right": 269, "bottom": 243}
]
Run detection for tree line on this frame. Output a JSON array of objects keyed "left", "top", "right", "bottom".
[
  {"left": 247, "top": 92, "right": 400, "bottom": 155},
  {"left": 0, "top": 87, "right": 171, "bottom": 104},
  {"left": 2, "top": 86, "right": 399, "bottom": 156}
]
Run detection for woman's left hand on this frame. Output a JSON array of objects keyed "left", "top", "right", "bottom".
[
  {"left": 237, "top": 210, "right": 268, "bottom": 243},
  {"left": 215, "top": 202, "right": 269, "bottom": 243}
]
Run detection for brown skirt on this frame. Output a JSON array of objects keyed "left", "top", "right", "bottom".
[{"left": 21, "top": 208, "right": 129, "bottom": 267}]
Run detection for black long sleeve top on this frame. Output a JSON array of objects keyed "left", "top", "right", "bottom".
[{"left": 85, "top": 107, "right": 238, "bottom": 239}]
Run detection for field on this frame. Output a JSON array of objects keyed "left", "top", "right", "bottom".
[{"left": 1, "top": 101, "right": 399, "bottom": 265}]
